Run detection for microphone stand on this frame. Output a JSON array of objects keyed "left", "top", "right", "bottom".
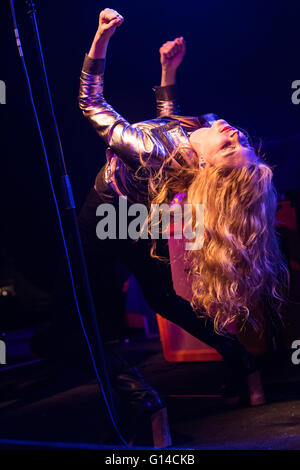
[{"left": 16, "top": 0, "right": 119, "bottom": 437}]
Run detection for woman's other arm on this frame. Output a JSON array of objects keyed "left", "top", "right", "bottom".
[
  {"left": 160, "top": 37, "right": 186, "bottom": 87},
  {"left": 154, "top": 37, "right": 186, "bottom": 118}
]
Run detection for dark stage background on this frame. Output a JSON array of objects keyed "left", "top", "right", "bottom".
[{"left": 1, "top": 0, "right": 299, "bottom": 294}]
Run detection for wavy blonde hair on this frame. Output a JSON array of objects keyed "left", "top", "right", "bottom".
[{"left": 147, "top": 145, "right": 290, "bottom": 335}]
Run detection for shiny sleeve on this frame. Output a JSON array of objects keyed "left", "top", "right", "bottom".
[
  {"left": 153, "top": 84, "right": 181, "bottom": 118},
  {"left": 78, "top": 55, "right": 166, "bottom": 169}
]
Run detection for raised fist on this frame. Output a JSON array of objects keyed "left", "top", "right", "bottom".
[
  {"left": 159, "top": 37, "right": 186, "bottom": 71},
  {"left": 97, "top": 8, "right": 124, "bottom": 40}
]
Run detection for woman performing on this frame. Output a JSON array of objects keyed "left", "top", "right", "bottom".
[{"left": 76, "top": 7, "right": 288, "bottom": 424}]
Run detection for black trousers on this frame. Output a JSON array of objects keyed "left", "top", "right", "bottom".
[{"left": 73, "top": 187, "right": 258, "bottom": 379}]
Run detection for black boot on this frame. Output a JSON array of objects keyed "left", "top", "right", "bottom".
[
  {"left": 113, "top": 366, "right": 164, "bottom": 417},
  {"left": 105, "top": 343, "right": 165, "bottom": 417},
  {"left": 218, "top": 334, "right": 264, "bottom": 406},
  {"left": 105, "top": 343, "right": 171, "bottom": 447}
]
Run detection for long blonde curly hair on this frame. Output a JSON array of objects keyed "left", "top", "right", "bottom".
[{"left": 146, "top": 144, "right": 290, "bottom": 335}]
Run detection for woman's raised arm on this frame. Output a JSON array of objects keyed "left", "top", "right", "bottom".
[{"left": 78, "top": 8, "right": 166, "bottom": 169}]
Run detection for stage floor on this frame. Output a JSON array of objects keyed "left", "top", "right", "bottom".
[{"left": 1, "top": 332, "right": 300, "bottom": 450}]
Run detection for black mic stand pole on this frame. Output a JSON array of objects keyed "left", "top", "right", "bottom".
[{"left": 14, "top": 0, "right": 120, "bottom": 437}]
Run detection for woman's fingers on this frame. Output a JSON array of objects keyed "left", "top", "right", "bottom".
[
  {"left": 102, "top": 17, "right": 122, "bottom": 30},
  {"left": 97, "top": 8, "right": 124, "bottom": 39},
  {"left": 101, "top": 8, "right": 122, "bottom": 20},
  {"left": 162, "top": 44, "right": 177, "bottom": 57},
  {"left": 100, "top": 8, "right": 124, "bottom": 27},
  {"left": 159, "top": 36, "right": 186, "bottom": 70},
  {"left": 160, "top": 37, "right": 185, "bottom": 58}
]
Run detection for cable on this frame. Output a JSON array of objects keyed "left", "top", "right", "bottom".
[
  {"left": 9, "top": 0, "right": 128, "bottom": 447},
  {"left": 0, "top": 438, "right": 164, "bottom": 450}
]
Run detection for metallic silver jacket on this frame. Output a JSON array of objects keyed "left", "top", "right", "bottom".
[{"left": 78, "top": 56, "right": 216, "bottom": 200}]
